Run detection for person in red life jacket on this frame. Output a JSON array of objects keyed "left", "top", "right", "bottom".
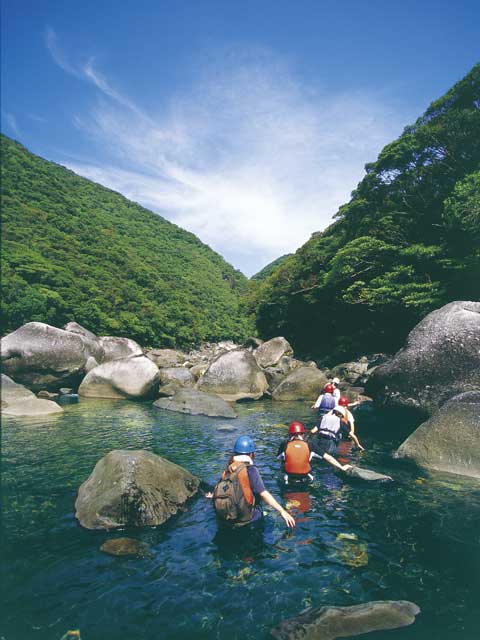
[
  {"left": 337, "top": 396, "right": 365, "bottom": 451},
  {"left": 212, "top": 435, "right": 295, "bottom": 529},
  {"left": 277, "top": 421, "right": 322, "bottom": 485},
  {"left": 311, "top": 383, "right": 337, "bottom": 425},
  {"left": 309, "top": 407, "right": 353, "bottom": 472}
]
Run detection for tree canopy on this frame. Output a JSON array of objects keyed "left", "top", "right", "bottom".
[{"left": 250, "top": 64, "right": 480, "bottom": 363}]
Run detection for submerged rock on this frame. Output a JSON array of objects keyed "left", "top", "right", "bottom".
[
  {"left": 1, "top": 322, "right": 103, "bottom": 391},
  {"left": 78, "top": 356, "right": 159, "bottom": 399},
  {"left": 1, "top": 374, "right": 64, "bottom": 417},
  {"left": 344, "top": 466, "right": 394, "bottom": 483},
  {"left": 196, "top": 349, "right": 268, "bottom": 401},
  {"left": 75, "top": 449, "right": 200, "bottom": 529},
  {"left": 395, "top": 391, "right": 480, "bottom": 478},
  {"left": 154, "top": 388, "right": 237, "bottom": 418},
  {"left": 270, "top": 600, "right": 420, "bottom": 640},
  {"left": 366, "top": 301, "right": 480, "bottom": 414},
  {"left": 254, "top": 337, "right": 293, "bottom": 368},
  {"left": 272, "top": 367, "right": 327, "bottom": 402},
  {"left": 100, "top": 537, "right": 150, "bottom": 557}
]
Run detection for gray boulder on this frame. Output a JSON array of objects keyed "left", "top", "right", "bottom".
[
  {"left": 1, "top": 322, "right": 103, "bottom": 391},
  {"left": 197, "top": 349, "right": 268, "bottom": 401},
  {"left": 254, "top": 337, "right": 293, "bottom": 368},
  {"left": 154, "top": 388, "right": 237, "bottom": 418},
  {"left": 64, "top": 321, "right": 99, "bottom": 342},
  {"left": 243, "top": 336, "right": 264, "bottom": 350},
  {"left": 395, "top": 391, "right": 480, "bottom": 478},
  {"left": 1, "top": 374, "right": 63, "bottom": 416},
  {"left": 189, "top": 363, "right": 209, "bottom": 381},
  {"left": 272, "top": 367, "right": 327, "bottom": 402},
  {"left": 344, "top": 466, "right": 393, "bottom": 483},
  {"left": 99, "top": 336, "right": 143, "bottom": 362},
  {"left": 146, "top": 348, "right": 185, "bottom": 368},
  {"left": 78, "top": 356, "right": 159, "bottom": 399},
  {"left": 329, "top": 358, "right": 369, "bottom": 385},
  {"left": 158, "top": 367, "right": 194, "bottom": 387},
  {"left": 75, "top": 449, "right": 200, "bottom": 529},
  {"left": 366, "top": 301, "right": 480, "bottom": 414},
  {"left": 270, "top": 600, "right": 420, "bottom": 640}
]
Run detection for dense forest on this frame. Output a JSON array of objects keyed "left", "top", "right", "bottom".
[
  {"left": 251, "top": 254, "right": 292, "bottom": 282},
  {"left": 250, "top": 64, "right": 480, "bottom": 363},
  {"left": 0, "top": 135, "right": 252, "bottom": 347}
]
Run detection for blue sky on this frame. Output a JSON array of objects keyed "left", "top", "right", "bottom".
[{"left": 2, "top": 0, "right": 479, "bottom": 275}]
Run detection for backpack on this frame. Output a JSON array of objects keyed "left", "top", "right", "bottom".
[{"left": 212, "top": 462, "right": 255, "bottom": 526}]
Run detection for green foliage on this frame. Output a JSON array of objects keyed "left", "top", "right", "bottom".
[
  {"left": 251, "top": 254, "right": 293, "bottom": 281},
  {"left": 1, "top": 135, "right": 253, "bottom": 346},
  {"left": 251, "top": 64, "right": 480, "bottom": 362}
]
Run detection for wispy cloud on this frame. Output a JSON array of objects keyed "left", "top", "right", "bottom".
[
  {"left": 2, "top": 111, "right": 22, "bottom": 137},
  {"left": 47, "top": 39, "right": 411, "bottom": 275},
  {"left": 45, "top": 26, "right": 80, "bottom": 77}
]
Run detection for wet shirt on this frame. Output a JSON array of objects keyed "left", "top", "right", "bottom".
[{"left": 246, "top": 465, "right": 266, "bottom": 523}]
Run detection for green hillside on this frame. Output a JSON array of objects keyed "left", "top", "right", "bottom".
[
  {"left": 251, "top": 254, "right": 292, "bottom": 282},
  {"left": 251, "top": 64, "right": 480, "bottom": 363},
  {"left": 0, "top": 135, "right": 252, "bottom": 347}
]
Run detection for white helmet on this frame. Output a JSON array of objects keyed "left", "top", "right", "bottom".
[
  {"left": 333, "top": 406, "right": 346, "bottom": 418},
  {"left": 332, "top": 377, "right": 340, "bottom": 385}
]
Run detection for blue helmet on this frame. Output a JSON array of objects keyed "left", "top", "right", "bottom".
[{"left": 233, "top": 435, "right": 255, "bottom": 454}]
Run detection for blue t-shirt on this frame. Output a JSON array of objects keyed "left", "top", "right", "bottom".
[{"left": 246, "top": 465, "right": 266, "bottom": 523}]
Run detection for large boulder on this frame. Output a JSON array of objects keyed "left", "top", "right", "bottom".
[
  {"left": 1, "top": 374, "right": 63, "bottom": 416},
  {"left": 329, "top": 358, "right": 369, "bottom": 385},
  {"left": 254, "top": 337, "right": 293, "bottom": 368},
  {"left": 395, "top": 391, "right": 480, "bottom": 478},
  {"left": 146, "top": 348, "right": 185, "bottom": 368},
  {"left": 78, "top": 356, "right": 159, "bottom": 399},
  {"left": 272, "top": 367, "right": 327, "bottom": 402},
  {"left": 99, "top": 336, "right": 143, "bottom": 362},
  {"left": 270, "top": 600, "right": 420, "bottom": 640},
  {"left": 64, "top": 321, "right": 99, "bottom": 343},
  {"left": 196, "top": 349, "right": 268, "bottom": 401},
  {"left": 1, "top": 322, "right": 103, "bottom": 391},
  {"left": 366, "top": 302, "right": 480, "bottom": 414},
  {"left": 154, "top": 388, "right": 237, "bottom": 418},
  {"left": 158, "top": 367, "right": 194, "bottom": 387},
  {"left": 75, "top": 449, "right": 200, "bottom": 529}
]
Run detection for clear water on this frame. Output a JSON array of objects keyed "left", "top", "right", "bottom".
[{"left": 2, "top": 399, "right": 480, "bottom": 640}]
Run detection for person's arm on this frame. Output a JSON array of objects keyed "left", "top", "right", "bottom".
[
  {"left": 349, "top": 431, "right": 365, "bottom": 450},
  {"left": 259, "top": 490, "right": 296, "bottom": 528},
  {"left": 276, "top": 440, "right": 286, "bottom": 457},
  {"left": 311, "top": 394, "right": 322, "bottom": 409},
  {"left": 323, "top": 452, "right": 352, "bottom": 472}
]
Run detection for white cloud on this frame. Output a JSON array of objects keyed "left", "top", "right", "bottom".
[
  {"left": 48, "top": 42, "right": 411, "bottom": 275},
  {"left": 2, "top": 111, "right": 22, "bottom": 137}
]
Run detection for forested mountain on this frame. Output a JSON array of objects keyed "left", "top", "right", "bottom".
[
  {"left": 251, "top": 64, "right": 480, "bottom": 363},
  {"left": 1, "top": 135, "right": 252, "bottom": 347},
  {"left": 251, "top": 254, "right": 292, "bottom": 281}
]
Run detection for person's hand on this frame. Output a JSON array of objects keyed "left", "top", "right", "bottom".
[
  {"left": 342, "top": 464, "right": 353, "bottom": 472},
  {"left": 358, "top": 445, "right": 365, "bottom": 451},
  {"left": 281, "top": 509, "right": 296, "bottom": 528}
]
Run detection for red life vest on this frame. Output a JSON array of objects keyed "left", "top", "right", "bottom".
[{"left": 285, "top": 439, "right": 311, "bottom": 474}]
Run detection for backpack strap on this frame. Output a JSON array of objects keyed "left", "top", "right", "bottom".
[{"left": 225, "top": 461, "right": 254, "bottom": 505}]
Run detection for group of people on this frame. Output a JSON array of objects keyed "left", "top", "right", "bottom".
[{"left": 211, "top": 380, "right": 365, "bottom": 531}]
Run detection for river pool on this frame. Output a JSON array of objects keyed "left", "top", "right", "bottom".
[{"left": 1, "top": 398, "right": 479, "bottom": 640}]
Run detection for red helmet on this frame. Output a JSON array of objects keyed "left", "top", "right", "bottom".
[
  {"left": 289, "top": 421, "right": 305, "bottom": 434},
  {"left": 324, "top": 383, "right": 335, "bottom": 394},
  {"left": 338, "top": 396, "right": 350, "bottom": 407}
]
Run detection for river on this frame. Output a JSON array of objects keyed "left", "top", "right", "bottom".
[{"left": 2, "top": 398, "right": 479, "bottom": 639}]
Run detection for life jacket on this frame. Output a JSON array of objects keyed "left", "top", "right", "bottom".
[
  {"left": 212, "top": 461, "right": 255, "bottom": 526},
  {"left": 285, "top": 439, "right": 311, "bottom": 475},
  {"left": 318, "top": 393, "right": 336, "bottom": 412},
  {"left": 318, "top": 413, "right": 342, "bottom": 440}
]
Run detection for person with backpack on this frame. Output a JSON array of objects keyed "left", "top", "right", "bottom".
[
  {"left": 309, "top": 407, "right": 353, "bottom": 472},
  {"left": 311, "top": 383, "right": 337, "bottom": 425},
  {"left": 212, "top": 435, "right": 295, "bottom": 529},
  {"left": 276, "top": 421, "right": 322, "bottom": 485}
]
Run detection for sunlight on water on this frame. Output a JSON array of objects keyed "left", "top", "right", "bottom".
[{"left": 2, "top": 399, "right": 480, "bottom": 639}]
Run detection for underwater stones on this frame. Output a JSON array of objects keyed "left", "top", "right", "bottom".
[
  {"left": 99, "top": 336, "right": 143, "bottom": 362},
  {"left": 217, "top": 424, "right": 238, "bottom": 432},
  {"left": 395, "top": 391, "right": 480, "bottom": 478},
  {"left": 100, "top": 538, "right": 150, "bottom": 557},
  {"left": 75, "top": 449, "right": 200, "bottom": 529},
  {"left": 154, "top": 388, "right": 237, "bottom": 418},
  {"left": 366, "top": 301, "right": 480, "bottom": 414},
  {"left": 1, "top": 322, "right": 103, "bottom": 391},
  {"left": 270, "top": 600, "right": 420, "bottom": 640},
  {"left": 146, "top": 348, "right": 185, "bottom": 368},
  {"left": 78, "top": 356, "right": 159, "bottom": 399},
  {"left": 344, "top": 466, "right": 394, "bottom": 483},
  {"left": 253, "top": 336, "right": 293, "bottom": 368},
  {"left": 196, "top": 349, "right": 268, "bottom": 402},
  {"left": 1, "top": 374, "right": 63, "bottom": 416},
  {"left": 272, "top": 367, "right": 327, "bottom": 402}
]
